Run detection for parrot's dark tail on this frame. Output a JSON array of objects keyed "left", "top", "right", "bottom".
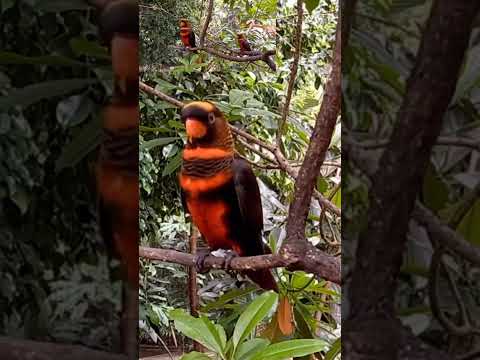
[
  {"left": 264, "top": 56, "right": 277, "bottom": 72},
  {"left": 245, "top": 269, "right": 278, "bottom": 292}
]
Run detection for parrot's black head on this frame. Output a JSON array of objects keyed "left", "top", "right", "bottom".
[
  {"left": 181, "top": 101, "right": 230, "bottom": 146},
  {"left": 179, "top": 18, "right": 190, "bottom": 28}
]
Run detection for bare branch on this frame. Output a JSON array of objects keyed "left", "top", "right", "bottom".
[
  {"left": 139, "top": 246, "right": 341, "bottom": 284},
  {"left": 413, "top": 203, "right": 480, "bottom": 267},
  {"left": 277, "top": 0, "right": 304, "bottom": 148},
  {"left": 188, "top": 46, "right": 276, "bottom": 63},
  {"left": 139, "top": 81, "right": 183, "bottom": 108},
  {"left": 200, "top": 0, "right": 214, "bottom": 46}
]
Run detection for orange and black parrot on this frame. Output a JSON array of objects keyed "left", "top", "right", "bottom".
[
  {"left": 91, "top": 0, "right": 139, "bottom": 358},
  {"left": 237, "top": 33, "right": 276, "bottom": 72},
  {"left": 179, "top": 18, "right": 197, "bottom": 51},
  {"left": 179, "top": 101, "right": 277, "bottom": 291}
]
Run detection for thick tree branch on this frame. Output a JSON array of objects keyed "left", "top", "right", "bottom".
[
  {"left": 139, "top": 246, "right": 340, "bottom": 284},
  {"left": 277, "top": 0, "right": 304, "bottom": 148},
  {"left": 284, "top": 18, "right": 341, "bottom": 250},
  {"left": 0, "top": 337, "right": 127, "bottom": 360}
]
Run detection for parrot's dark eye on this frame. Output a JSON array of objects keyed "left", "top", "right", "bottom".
[{"left": 208, "top": 112, "right": 216, "bottom": 125}]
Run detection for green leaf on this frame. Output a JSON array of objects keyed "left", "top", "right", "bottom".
[
  {"left": 141, "top": 137, "right": 179, "bottom": 151},
  {"left": 422, "top": 164, "right": 449, "bottom": 212},
  {"left": 169, "top": 309, "right": 226, "bottom": 356},
  {"left": 324, "top": 338, "right": 341, "bottom": 360},
  {"left": 70, "top": 37, "right": 110, "bottom": 59},
  {"left": 293, "top": 307, "right": 315, "bottom": 340},
  {"left": 451, "top": 44, "right": 480, "bottom": 104},
  {"left": 232, "top": 291, "right": 278, "bottom": 352},
  {"left": 331, "top": 188, "right": 341, "bottom": 208},
  {"left": 201, "top": 287, "right": 257, "bottom": 312},
  {"left": 56, "top": 94, "right": 94, "bottom": 128},
  {"left": 305, "top": 0, "right": 320, "bottom": 13},
  {"left": 457, "top": 200, "right": 480, "bottom": 246},
  {"left": 291, "top": 271, "right": 315, "bottom": 290},
  {"left": 180, "top": 352, "right": 212, "bottom": 360},
  {"left": 229, "top": 89, "right": 253, "bottom": 106},
  {"left": 236, "top": 338, "right": 270, "bottom": 360},
  {"left": 55, "top": 116, "right": 101, "bottom": 173},
  {"left": 0, "top": 79, "right": 97, "bottom": 110},
  {"left": 10, "top": 186, "right": 30, "bottom": 215},
  {"left": 316, "top": 177, "right": 328, "bottom": 194},
  {"left": 162, "top": 150, "right": 182, "bottom": 177},
  {"left": 251, "top": 339, "right": 328, "bottom": 360}
]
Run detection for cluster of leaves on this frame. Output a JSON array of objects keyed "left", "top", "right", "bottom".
[
  {"left": 170, "top": 291, "right": 335, "bottom": 360},
  {"left": 343, "top": 0, "right": 480, "bottom": 351},
  {"left": 0, "top": 2, "right": 121, "bottom": 350},
  {"left": 139, "top": 0, "right": 340, "bottom": 355}
]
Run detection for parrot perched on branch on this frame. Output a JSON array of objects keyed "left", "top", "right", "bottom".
[
  {"left": 179, "top": 18, "right": 197, "bottom": 51},
  {"left": 179, "top": 101, "right": 277, "bottom": 291},
  {"left": 179, "top": 101, "right": 295, "bottom": 335},
  {"left": 237, "top": 33, "right": 276, "bottom": 72}
]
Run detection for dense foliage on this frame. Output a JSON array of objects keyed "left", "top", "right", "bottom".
[{"left": 139, "top": 0, "right": 340, "bottom": 356}]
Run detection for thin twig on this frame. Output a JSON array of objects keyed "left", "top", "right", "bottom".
[
  {"left": 277, "top": 0, "right": 304, "bottom": 148},
  {"left": 139, "top": 81, "right": 183, "bottom": 108}
]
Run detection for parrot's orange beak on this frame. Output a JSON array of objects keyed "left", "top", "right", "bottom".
[{"left": 185, "top": 118, "right": 207, "bottom": 142}]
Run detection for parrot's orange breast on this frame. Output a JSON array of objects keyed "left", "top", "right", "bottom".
[{"left": 186, "top": 198, "right": 236, "bottom": 251}]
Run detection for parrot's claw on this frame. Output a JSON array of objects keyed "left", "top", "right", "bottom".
[
  {"left": 195, "top": 249, "right": 211, "bottom": 274},
  {"left": 211, "top": 249, "right": 239, "bottom": 270}
]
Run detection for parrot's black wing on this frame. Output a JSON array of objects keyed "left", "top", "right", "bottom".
[{"left": 232, "top": 155, "right": 265, "bottom": 256}]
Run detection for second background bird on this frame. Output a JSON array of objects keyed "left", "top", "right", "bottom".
[{"left": 138, "top": 0, "right": 340, "bottom": 358}]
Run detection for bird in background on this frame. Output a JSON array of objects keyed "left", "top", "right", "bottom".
[
  {"left": 237, "top": 32, "right": 276, "bottom": 72},
  {"left": 179, "top": 101, "right": 293, "bottom": 335},
  {"left": 179, "top": 18, "right": 198, "bottom": 51}
]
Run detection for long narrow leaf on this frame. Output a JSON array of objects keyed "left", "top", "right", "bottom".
[
  {"left": 325, "top": 338, "right": 341, "bottom": 360},
  {"left": 232, "top": 291, "right": 278, "bottom": 352},
  {"left": 0, "top": 79, "right": 97, "bottom": 110},
  {"left": 251, "top": 339, "right": 328, "bottom": 360},
  {"left": 141, "top": 137, "right": 179, "bottom": 151},
  {"left": 169, "top": 310, "right": 225, "bottom": 355}
]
